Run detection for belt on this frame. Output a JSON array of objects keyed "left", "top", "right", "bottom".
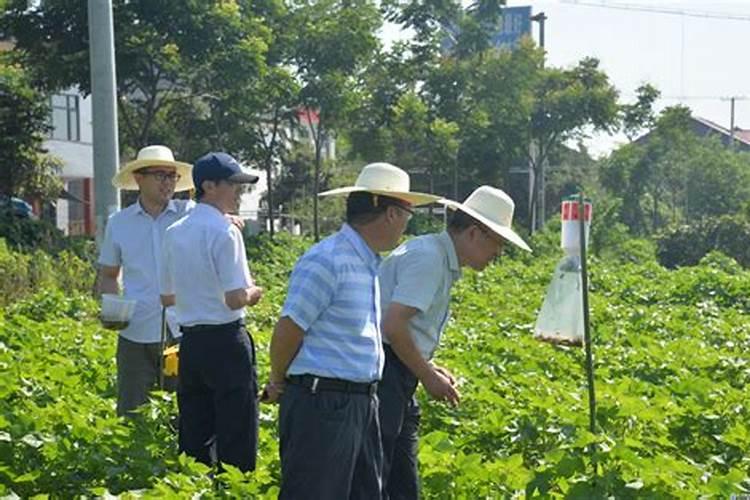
[
  {"left": 180, "top": 319, "right": 244, "bottom": 334},
  {"left": 286, "top": 374, "right": 378, "bottom": 395}
]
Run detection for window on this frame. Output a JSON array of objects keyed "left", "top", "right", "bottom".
[{"left": 49, "top": 94, "right": 80, "bottom": 141}]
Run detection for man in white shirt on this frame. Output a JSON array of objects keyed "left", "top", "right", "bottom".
[
  {"left": 97, "top": 145, "right": 194, "bottom": 416},
  {"left": 160, "top": 152, "right": 263, "bottom": 472},
  {"left": 377, "top": 186, "right": 531, "bottom": 499}
]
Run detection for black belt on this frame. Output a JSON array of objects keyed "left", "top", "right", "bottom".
[
  {"left": 287, "top": 374, "right": 378, "bottom": 395},
  {"left": 180, "top": 319, "right": 244, "bottom": 334}
]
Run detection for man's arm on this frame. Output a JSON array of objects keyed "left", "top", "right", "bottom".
[
  {"left": 262, "top": 317, "right": 305, "bottom": 403},
  {"left": 383, "top": 302, "right": 460, "bottom": 406},
  {"left": 97, "top": 265, "right": 120, "bottom": 296}
]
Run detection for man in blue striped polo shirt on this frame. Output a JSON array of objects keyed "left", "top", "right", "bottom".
[{"left": 263, "top": 163, "right": 438, "bottom": 499}]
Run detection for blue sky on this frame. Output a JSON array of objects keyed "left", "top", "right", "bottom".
[{"left": 383, "top": 0, "right": 750, "bottom": 156}]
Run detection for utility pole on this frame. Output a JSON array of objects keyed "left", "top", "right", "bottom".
[
  {"left": 88, "top": 0, "right": 120, "bottom": 243},
  {"left": 721, "top": 96, "right": 747, "bottom": 150},
  {"left": 531, "top": 11, "right": 547, "bottom": 232}
]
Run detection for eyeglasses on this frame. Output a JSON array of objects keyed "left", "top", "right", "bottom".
[
  {"left": 391, "top": 203, "right": 414, "bottom": 221},
  {"left": 138, "top": 170, "right": 181, "bottom": 183}
]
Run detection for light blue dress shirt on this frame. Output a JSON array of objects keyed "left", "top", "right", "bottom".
[
  {"left": 378, "top": 231, "right": 462, "bottom": 360},
  {"left": 98, "top": 199, "right": 194, "bottom": 343}
]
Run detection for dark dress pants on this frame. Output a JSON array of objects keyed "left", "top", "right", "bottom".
[
  {"left": 279, "top": 382, "right": 384, "bottom": 499},
  {"left": 378, "top": 345, "right": 421, "bottom": 500},
  {"left": 178, "top": 322, "right": 258, "bottom": 472}
]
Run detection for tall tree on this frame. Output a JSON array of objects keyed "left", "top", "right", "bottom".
[
  {"left": 526, "top": 57, "right": 619, "bottom": 231},
  {"left": 2, "top": 0, "right": 272, "bottom": 155},
  {"left": 0, "top": 60, "right": 61, "bottom": 200},
  {"left": 291, "top": 0, "right": 381, "bottom": 240},
  {"left": 621, "top": 83, "right": 661, "bottom": 142},
  {"left": 601, "top": 105, "right": 750, "bottom": 234}
]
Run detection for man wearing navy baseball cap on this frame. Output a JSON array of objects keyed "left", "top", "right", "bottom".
[{"left": 160, "top": 152, "right": 263, "bottom": 472}]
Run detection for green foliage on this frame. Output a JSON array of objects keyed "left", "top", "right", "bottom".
[
  {"left": 406, "top": 211, "right": 446, "bottom": 236},
  {"left": 656, "top": 214, "right": 750, "bottom": 269},
  {"left": 1, "top": 235, "right": 749, "bottom": 497},
  {"left": 0, "top": 238, "right": 95, "bottom": 308},
  {"left": 0, "top": 60, "right": 62, "bottom": 200},
  {"left": 601, "top": 106, "right": 750, "bottom": 235},
  {"left": 3, "top": 0, "right": 274, "bottom": 156}
]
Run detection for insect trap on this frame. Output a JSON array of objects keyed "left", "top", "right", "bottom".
[{"left": 534, "top": 195, "right": 592, "bottom": 346}]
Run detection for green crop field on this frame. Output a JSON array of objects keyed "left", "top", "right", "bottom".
[{"left": 1, "top": 235, "right": 749, "bottom": 498}]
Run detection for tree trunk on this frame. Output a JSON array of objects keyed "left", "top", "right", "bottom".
[
  {"left": 313, "top": 131, "right": 322, "bottom": 242},
  {"left": 264, "top": 109, "right": 281, "bottom": 239}
]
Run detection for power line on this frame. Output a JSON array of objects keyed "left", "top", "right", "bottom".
[
  {"left": 620, "top": 93, "right": 750, "bottom": 101},
  {"left": 561, "top": 0, "right": 750, "bottom": 22}
]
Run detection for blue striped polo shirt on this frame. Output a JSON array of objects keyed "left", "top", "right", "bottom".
[{"left": 282, "top": 224, "right": 384, "bottom": 383}]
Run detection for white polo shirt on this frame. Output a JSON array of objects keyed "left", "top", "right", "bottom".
[
  {"left": 98, "top": 199, "right": 195, "bottom": 343},
  {"left": 378, "top": 231, "right": 462, "bottom": 360},
  {"left": 160, "top": 203, "right": 253, "bottom": 327}
]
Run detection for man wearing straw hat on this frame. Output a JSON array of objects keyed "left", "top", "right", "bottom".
[
  {"left": 377, "top": 186, "right": 531, "bottom": 499},
  {"left": 262, "top": 163, "right": 439, "bottom": 499},
  {"left": 97, "top": 145, "right": 194, "bottom": 416}
]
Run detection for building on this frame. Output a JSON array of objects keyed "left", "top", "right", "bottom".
[
  {"left": 45, "top": 89, "right": 95, "bottom": 235},
  {"left": 636, "top": 115, "right": 750, "bottom": 152}
]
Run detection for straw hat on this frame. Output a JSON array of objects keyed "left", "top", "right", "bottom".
[
  {"left": 318, "top": 162, "right": 439, "bottom": 206},
  {"left": 440, "top": 186, "right": 531, "bottom": 252},
  {"left": 112, "top": 145, "right": 194, "bottom": 192}
]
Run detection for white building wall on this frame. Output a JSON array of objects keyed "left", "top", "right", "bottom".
[{"left": 45, "top": 90, "right": 93, "bottom": 179}]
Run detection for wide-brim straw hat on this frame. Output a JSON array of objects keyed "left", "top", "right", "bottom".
[
  {"left": 439, "top": 186, "right": 531, "bottom": 252},
  {"left": 113, "top": 145, "right": 194, "bottom": 192},
  {"left": 318, "top": 162, "right": 439, "bottom": 206}
]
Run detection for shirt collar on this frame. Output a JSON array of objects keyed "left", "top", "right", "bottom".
[
  {"left": 134, "top": 198, "right": 178, "bottom": 217},
  {"left": 341, "top": 223, "right": 381, "bottom": 271},
  {"left": 437, "top": 230, "right": 462, "bottom": 279}
]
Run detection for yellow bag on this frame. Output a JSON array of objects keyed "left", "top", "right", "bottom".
[{"left": 163, "top": 344, "right": 180, "bottom": 377}]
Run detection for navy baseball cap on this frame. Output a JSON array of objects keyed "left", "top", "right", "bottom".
[{"left": 192, "top": 152, "right": 259, "bottom": 189}]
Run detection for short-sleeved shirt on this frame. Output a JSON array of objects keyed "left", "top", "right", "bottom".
[
  {"left": 98, "top": 199, "right": 194, "bottom": 343},
  {"left": 378, "top": 231, "right": 462, "bottom": 360},
  {"left": 282, "top": 224, "right": 383, "bottom": 383},
  {"left": 160, "top": 203, "right": 253, "bottom": 327}
]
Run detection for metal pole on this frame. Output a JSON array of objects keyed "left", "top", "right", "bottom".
[
  {"left": 531, "top": 12, "right": 548, "bottom": 231},
  {"left": 538, "top": 13, "right": 546, "bottom": 230},
  {"left": 159, "top": 306, "right": 166, "bottom": 390},
  {"left": 88, "top": 0, "right": 120, "bottom": 244},
  {"left": 578, "top": 193, "right": 596, "bottom": 434},
  {"left": 730, "top": 97, "right": 736, "bottom": 150}
]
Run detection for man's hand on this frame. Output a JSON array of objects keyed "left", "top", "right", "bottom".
[
  {"left": 247, "top": 286, "right": 263, "bottom": 307},
  {"left": 259, "top": 380, "right": 285, "bottom": 404},
  {"left": 225, "top": 285, "right": 264, "bottom": 310},
  {"left": 432, "top": 364, "right": 456, "bottom": 385},
  {"left": 225, "top": 214, "right": 245, "bottom": 230},
  {"left": 422, "top": 367, "right": 460, "bottom": 406}
]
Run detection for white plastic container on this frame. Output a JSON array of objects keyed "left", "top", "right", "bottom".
[
  {"left": 100, "top": 294, "right": 136, "bottom": 326},
  {"left": 561, "top": 197, "right": 592, "bottom": 255}
]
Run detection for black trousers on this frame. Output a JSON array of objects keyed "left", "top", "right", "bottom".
[
  {"left": 279, "top": 380, "right": 383, "bottom": 499},
  {"left": 178, "top": 321, "right": 258, "bottom": 472},
  {"left": 378, "top": 345, "right": 421, "bottom": 500}
]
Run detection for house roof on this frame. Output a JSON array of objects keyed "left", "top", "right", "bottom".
[{"left": 692, "top": 116, "right": 750, "bottom": 148}]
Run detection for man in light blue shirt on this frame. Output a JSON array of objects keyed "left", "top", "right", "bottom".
[
  {"left": 264, "top": 163, "right": 438, "bottom": 499},
  {"left": 377, "top": 186, "right": 531, "bottom": 499},
  {"left": 97, "top": 145, "right": 194, "bottom": 416}
]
